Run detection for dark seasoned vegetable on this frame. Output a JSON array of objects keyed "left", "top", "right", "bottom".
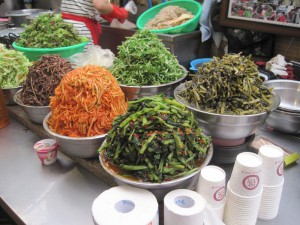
[
  {"left": 19, "top": 55, "right": 73, "bottom": 106},
  {"left": 110, "top": 29, "right": 185, "bottom": 86},
  {"left": 16, "top": 13, "right": 89, "bottom": 48},
  {"left": 176, "top": 53, "right": 273, "bottom": 115},
  {"left": 99, "top": 94, "right": 211, "bottom": 183}
]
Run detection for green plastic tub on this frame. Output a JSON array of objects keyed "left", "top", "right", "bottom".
[
  {"left": 136, "top": 0, "right": 202, "bottom": 34},
  {"left": 12, "top": 41, "right": 89, "bottom": 61}
]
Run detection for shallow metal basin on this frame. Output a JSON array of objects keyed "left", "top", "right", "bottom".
[
  {"left": 174, "top": 82, "right": 281, "bottom": 140},
  {"left": 264, "top": 80, "right": 300, "bottom": 113},
  {"left": 14, "top": 89, "right": 50, "bottom": 124},
  {"left": 99, "top": 141, "right": 213, "bottom": 201},
  {"left": 265, "top": 108, "right": 300, "bottom": 134},
  {"left": 43, "top": 113, "right": 106, "bottom": 159}
]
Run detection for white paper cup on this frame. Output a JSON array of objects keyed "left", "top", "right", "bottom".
[
  {"left": 196, "top": 165, "right": 226, "bottom": 208},
  {"left": 258, "top": 145, "right": 284, "bottom": 186},
  {"left": 224, "top": 182, "right": 262, "bottom": 225},
  {"left": 208, "top": 203, "right": 225, "bottom": 220},
  {"left": 258, "top": 178, "right": 284, "bottom": 220},
  {"left": 226, "top": 181, "right": 263, "bottom": 206},
  {"left": 229, "top": 152, "right": 263, "bottom": 197}
]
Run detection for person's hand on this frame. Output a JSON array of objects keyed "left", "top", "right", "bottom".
[{"left": 108, "top": 4, "right": 129, "bottom": 23}]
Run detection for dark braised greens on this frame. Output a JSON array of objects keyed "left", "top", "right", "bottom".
[
  {"left": 176, "top": 53, "right": 272, "bottom": 115},
  {"left": 99, "top": 94, "right": 211, "bottom": 183},
  {"left": 110, "top": 29, "right": 185, "bottom": 86},
  {"left": 16, "top": 13, "right": 89, "bottom": 48}
]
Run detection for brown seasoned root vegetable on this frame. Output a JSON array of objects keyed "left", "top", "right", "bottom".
[{"left": 19, "top": 55, "right": 73, "bottom": 106}]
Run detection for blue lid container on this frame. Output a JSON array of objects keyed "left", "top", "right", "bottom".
[{"left": 189, "top": 58, "right": 212, "bottom": 73}]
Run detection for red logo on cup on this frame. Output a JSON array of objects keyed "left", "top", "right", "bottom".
[
  {"left": 277, "top": 161, "right": 284, "bottom": 176},
  {"left": 213, "top": 186, "right": 225, "bottom": 201},
  {"left": 242, "top": 175, "right": 260, "bottom": 190}
]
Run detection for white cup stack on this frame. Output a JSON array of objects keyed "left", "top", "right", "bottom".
[
  {"left": 223, "top": 152, "right": 263, "bottom": 225},
  {"left": 258, "top": 144, "right": 285, "bottom": 220},
  {"left": 196, "top": 165, "right": 226, "bottom": 219}
]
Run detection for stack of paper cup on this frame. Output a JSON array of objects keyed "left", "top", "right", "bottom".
[
  {"left": 196, "top": 165, "right": 226, "bottom": 219},
  {"left": 164, "top": 189, "right": 206, "bottom": 225},
  {"left": 92, "top": 185, "right": 159, "bottom": 225},
  {"left": 258, "top": 145, "right": 284, "bottom": 220},
  {"left": 224, "top": 152, "right": 263, "bottom": 225}
]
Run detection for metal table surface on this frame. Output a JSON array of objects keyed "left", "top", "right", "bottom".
[
  {"left": 0, "top": 118, "right": 299, "bottom": 225},
  {"left": 0, "top": 118, "right": 110, "bottom": 225}
]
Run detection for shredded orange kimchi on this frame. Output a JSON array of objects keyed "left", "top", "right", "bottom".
[{"left": 48, "top": 65, "right": 127, "bottom": 137}]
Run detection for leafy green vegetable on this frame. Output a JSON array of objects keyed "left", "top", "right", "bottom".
[
  {"left": 16, "top": 13, "right": 89, "bottom": 48},
  {"left": 0, "top": 44, "right": 32, "bottom": 88},
  {"left": 110, "top": 29, "right": 185, "bottom": 86},
  {"left": 177, "top": 53, "right": 273, "bottom": 115},
  {"left": 99, "top": 94, "right": 211, "bottom": 183}
]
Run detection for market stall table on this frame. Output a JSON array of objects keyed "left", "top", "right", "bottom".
[
  {"left": 0, "top": 118, "right": 110, "bottom": 225},
  {"left": 0, "top": 112, "right": 299, "bottom": 225}
]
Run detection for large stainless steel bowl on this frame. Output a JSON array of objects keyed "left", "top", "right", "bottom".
[
  {"left": 43, "top": 113, "right": 106, "bottom": 158},
  {"left": 99, "top": 142, "right": 213, "bottom": 201},
  {"left": 14, "top": 89, "right": 50, "bottom": 124},
  {"left": 174, "top": 82, "right": 280, "bottom": 140},
  {"left": 2, "top": 86, "right": 21, "bottom": 105},
  {"left": 265, "top": 108, "right": 300, "bottom": 134},
  {"left": 120, "top": 66, "right": 188, "bottom": 100},
  {"left": 6, "top": 9, "right": 48, "bottom": 27},
  {"left": 263, "top": 80, "right": 300, "bottom": 113}
]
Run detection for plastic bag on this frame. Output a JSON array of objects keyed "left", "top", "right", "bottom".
[
  {"left": 125, "top": 1, "right": 138, "bottom": 15},
  {"left": 110, "top": 1, "right": 137, "bottom": 29},
  {"left": 110, "top": 19, "right": 136, "bottom": 29},
  {"left": 69, "top": 45, "right": 115, "bottom": 68}
]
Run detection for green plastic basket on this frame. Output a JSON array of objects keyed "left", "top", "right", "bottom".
[
  {"left": 136, "top": 0, "right": 202, "bottom": 34},
  {"left": 12, "top": 41, "right": 89, "bottom": 61}
]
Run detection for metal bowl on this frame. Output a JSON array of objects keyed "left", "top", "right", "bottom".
[
  {"left": 2, "top": 86, "right": 21, "bottom": 105},
  {"left": 265, "top": 108, "right": 300, "bottom": 134},
  {"left": 6, "top": 9, "right": 49, "bottom": 27},
  {"left": 174, "top": 82, "right": 281, "bottom": 140},
  {"left": 99, "top": 141, "right": 213, "bottom": 201},
  {"left": 120, "top": 66, "right": 188, "bottom": 100},
  {"left": 14, "top": 89, "right": 50, "bottom": 124},
  {"left": 43, "top": 113, "right": 106, "bottom": 158},
  {"left": 263, "top": 80, "right": 300, "bottom": 113}
]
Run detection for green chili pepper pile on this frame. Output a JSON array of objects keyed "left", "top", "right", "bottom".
[
  {"left": 110, "top": 29, "right": 185, "bottom": 86},
  {"left": 176, "top": 53, "right": 273, "bottom": 115},
  {"left": 16, "top": 13, "right": 89, "bottom": 48},
  {"left": 99, "top": 94, "right": 211, "bottom": 183},
  {"left": 0, "top": 44, "right": 32, "bottom": 88}
]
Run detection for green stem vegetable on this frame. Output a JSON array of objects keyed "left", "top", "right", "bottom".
[{"left": 99, "top": 94, "right": 211, "bottom": 183}]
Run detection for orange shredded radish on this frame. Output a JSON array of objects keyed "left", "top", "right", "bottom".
[{"left": 48, "top": 65, "right": 127, "bottom": 137}]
